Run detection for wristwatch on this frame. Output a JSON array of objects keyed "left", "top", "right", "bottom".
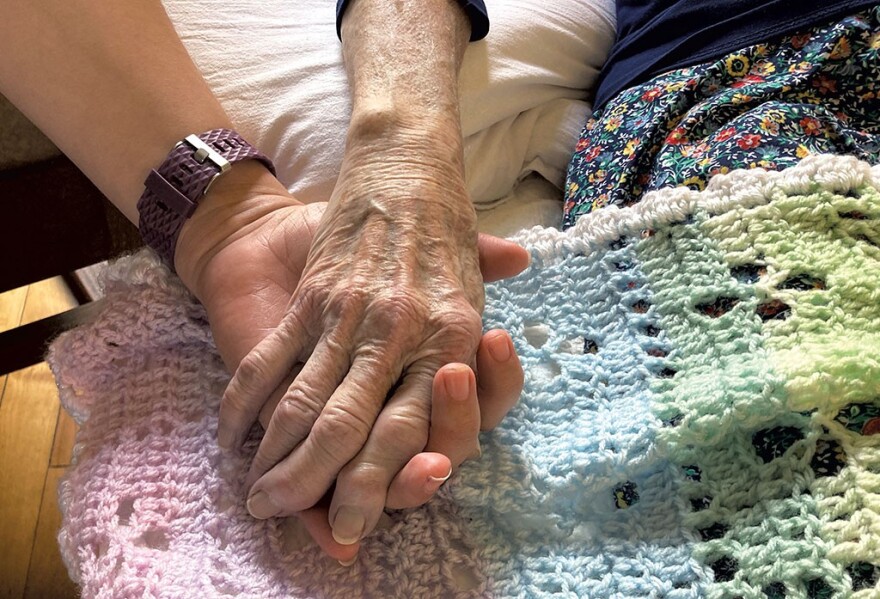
[{"left": 136, "top": 128, "right": 276, "bottom": 269}]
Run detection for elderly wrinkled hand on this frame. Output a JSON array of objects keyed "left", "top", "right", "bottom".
[
  {"left": 176, "top": 164, "right": 528, "bottom": 555},
  {"left": 216, "top": 130, "right": 521, "bottom": 546}
]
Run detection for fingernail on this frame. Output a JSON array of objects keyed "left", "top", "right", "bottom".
[
  {"left": 338, "top": 556, "right": 358, "bottom": 567},
  {"left": 445, "top": 367, "right": 470, "bottom": 401},
  {"left": 426, "top": 466, "right": 454, "bottom": 493},
  {"left": 247, "top": 491, "right": 279, "bottom": 519},
  {"left": 488, "top": 334, "right": 511, "bottom": 362},
  {"left": 427, "top": 466, "right": 453, "bottom": 485},
  {"left": 332, "top": 507, "right": 365, "bottom": 545}
]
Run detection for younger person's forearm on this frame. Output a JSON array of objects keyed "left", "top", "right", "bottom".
[
  {"left": 0, "top": 0, "right": 294, "bottom": 292},
  {"left": 0, "top": 0, "right": 235, "bottom": 222}
]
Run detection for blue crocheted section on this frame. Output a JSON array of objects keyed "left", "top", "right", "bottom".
[{"left": 454, "top": 237, "right": 711, "bottom": 597}]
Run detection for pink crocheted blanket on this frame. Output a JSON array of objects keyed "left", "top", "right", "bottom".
[{"left": 50, "top": 252, "right": 493, "bottom": 598}]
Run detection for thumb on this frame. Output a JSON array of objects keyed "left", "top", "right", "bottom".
[{"left": 476, "top": 233, "right": 531, "bottom": 282}]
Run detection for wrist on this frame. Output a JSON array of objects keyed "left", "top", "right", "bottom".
[
  {"left": 341, "top": 0, "right": 468, "bottom": 173},
  {"left": 344, "top": 107, "right": 466, "bottom": 185},
  {"left": 337, "top": 110, "right": 478, "bottom": 240},
  {"left": 174, "top": 161, "right": 299, "bottom": 298}
]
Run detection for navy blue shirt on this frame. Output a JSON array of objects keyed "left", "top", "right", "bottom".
[{"left": 336, "top": 0, "right": 489, "bottom": 41}]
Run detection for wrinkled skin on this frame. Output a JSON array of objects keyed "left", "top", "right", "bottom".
[{"left": 177, "top": 166, "right": 528, "bottom": 560}]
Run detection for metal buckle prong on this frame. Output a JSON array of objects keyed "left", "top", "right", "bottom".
[{"left": 183, "top": 134, "right": 231, "bottom": 172}]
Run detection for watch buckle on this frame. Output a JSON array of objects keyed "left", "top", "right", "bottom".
[{"left": 183, "top": 134, "right": 231, "bottom": 172}]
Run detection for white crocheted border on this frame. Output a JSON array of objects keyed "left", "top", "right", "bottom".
[{"left": 515, "top": 154, "right": 880, "bottom": 262}]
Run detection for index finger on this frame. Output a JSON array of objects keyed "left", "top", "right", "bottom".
[
  {"left": 245, "top": 334, "right": 352, "bottom": 489},
  {"left": 220, "top": 314, "right": 310, "bottom": 449}
]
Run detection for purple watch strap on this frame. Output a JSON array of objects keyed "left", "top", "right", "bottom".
[{"left": 136, "top": 128, "right": 276, "bottom": 269}]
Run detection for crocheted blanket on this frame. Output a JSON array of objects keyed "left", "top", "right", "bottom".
[{"left": 49, "top": 154, "right": 880, "bottom": 598}]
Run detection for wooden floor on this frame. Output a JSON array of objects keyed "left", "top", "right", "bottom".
[{"left": 0, "top": 277, "right": 80, "bottom": 599}]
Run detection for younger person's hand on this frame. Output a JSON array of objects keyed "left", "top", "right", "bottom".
[{"left": 174, "top": 163, "right": 528, "bottom": 559}]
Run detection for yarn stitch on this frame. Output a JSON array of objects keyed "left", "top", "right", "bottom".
[{"left": 50, "top": 154, "right": 880, "bottom": 598}]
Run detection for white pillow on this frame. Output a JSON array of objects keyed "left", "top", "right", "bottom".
[{"left": 162, "top": 0, "right": 615, "bottom": 205}]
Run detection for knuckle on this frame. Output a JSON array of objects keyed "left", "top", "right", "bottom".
[
  {"left": 233, "top": 347, "right": 273, "bottom": 395},
  {"left": 338, "top": 460, "right": 389, "bottom": 493},
  {"left": 299, "top": 278, "right": 330, "bottom": 305},
  {"left": 221, "top": 376, "right": 247, "bottom": 409},
  {"left": 339, "top": 412, "right": 429, "bottom": 482},
  {"left": 324, "top": 286, "right": 368, "bottom": 321},
  {"left": 383, "top": 410, "right": 430, "bottom": 453},
  {"left": 293, "top": 283, "right": 330, "bottom": 321},
  {"left": 371, "top": 295, "right": 426, "bottom": 332},
  {"left": 350, "top": 350, "right": 400, "bottom": 395},
  {"left": 272, "top": 389, "right": 323, "bottom": 439},
  {"left": 432, "top": 307, "right": 483, "bottom": 358},
  {"left": 264, "top": 473, "right": 303, "bottom": 508},
  {"left": 219, "top": 392, "right": 247, "bottom": 428},
  {"left": 321, "top": 328, "right": 350, "bottom": 357},
  {"left": 310, "top": 406, "right": 372, "bottom": 463},
  {"left": 462, "top": 275, "right": 486, "bottom": 312},
  {"left": 278, "top": 308, "right": 310, "bottom": 340},
  {"left": 434, "top": 300, "right": 481, "bottom": 329}
]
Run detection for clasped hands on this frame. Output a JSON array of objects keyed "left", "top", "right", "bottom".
[{"left": 176, "top": 125, "right": 528, "bottom": 563}]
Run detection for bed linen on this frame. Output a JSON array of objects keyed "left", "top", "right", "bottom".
[{"left": 160, "top": 0, "right": 615, "bottom": 210}]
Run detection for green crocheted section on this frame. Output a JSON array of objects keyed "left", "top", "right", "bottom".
[
  {"left": 703, "top": 182, "right": 880, "bottom": 598},
  {"left": 637, "top": 178, "right": 880, "bottom": 598}
]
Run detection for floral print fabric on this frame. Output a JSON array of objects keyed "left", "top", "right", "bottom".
[{"left": 563, "top": 7, "right": 880, "bottom": 227}]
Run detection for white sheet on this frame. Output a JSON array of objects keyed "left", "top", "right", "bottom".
[{"left": 162, "top": 0, "right": 615, "bottom": 221}]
